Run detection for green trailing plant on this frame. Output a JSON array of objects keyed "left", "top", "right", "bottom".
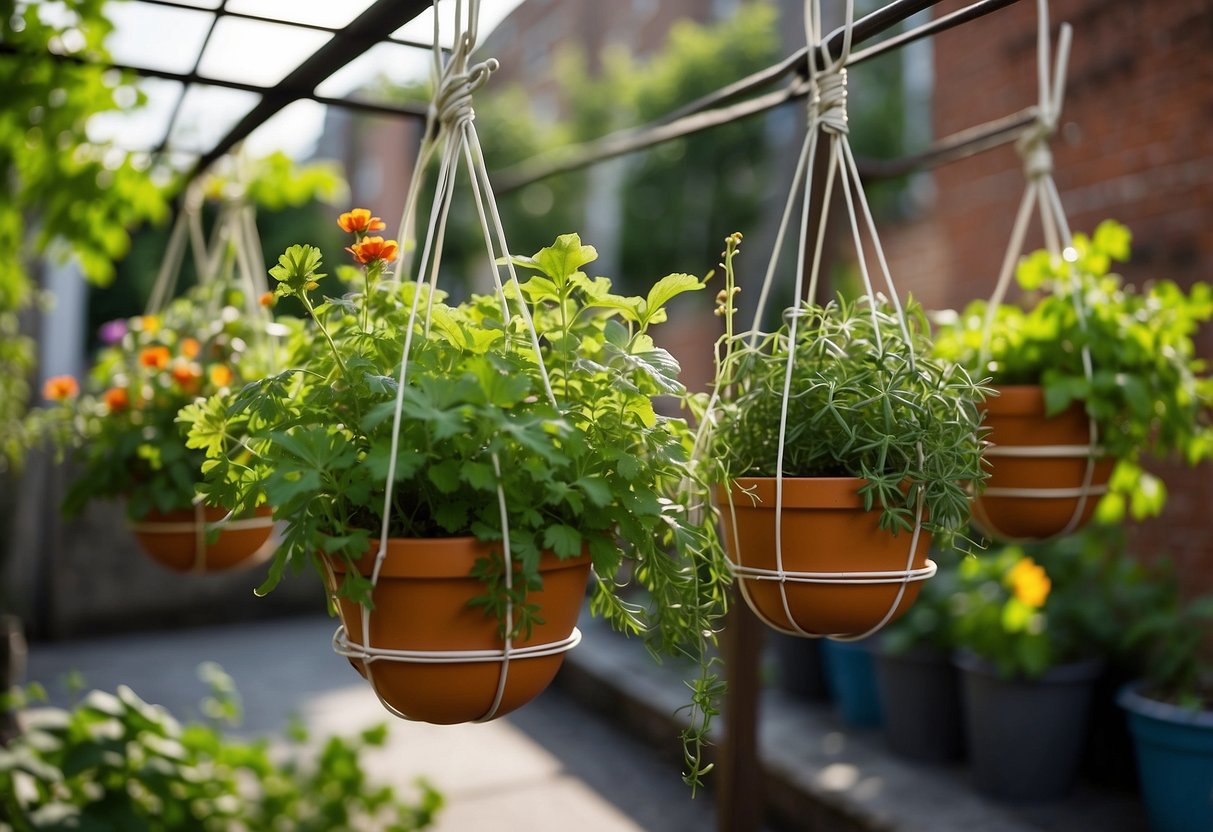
[
  {"left": 0, "top": 665, "right": 441, "bottom": 830},
  {"left": 933, "top": 220, "right": 1213, "bottom": 521},
  {"left": 692, "top": 233, "right": 989, "bottom": 550},
  {"left": 182, "top": 221, "right": 730, "bottom": 788},
  {"left": 29, "top": 283, "right": 282, "bottom": 521}
]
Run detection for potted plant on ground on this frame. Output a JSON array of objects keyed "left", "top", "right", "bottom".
[
  {"left": 950, "top": 536, "right": 1119, "bottom": 801},
  {"left": 1118, "top": 578, "right": 1213, "bottom": 832},
  {"left": 934, "top": 220, "right": 1213, "bottom": 540},
  {"left": 184, "top": 220, "right": 729, "bottom": 786},
  {"left": 871, "top": 556, "right": 964, "bottom": 762},
  {"left": 32, "top": 284, "right": 280, "bottom": 572},
  {"left": 694, "top": 234, "right": 989, "bottom": 638}
]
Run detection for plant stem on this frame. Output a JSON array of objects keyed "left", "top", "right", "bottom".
[{"left": 301, "top": 294, "right": 347, "bottom": 375}]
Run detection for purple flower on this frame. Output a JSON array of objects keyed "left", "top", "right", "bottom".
[{"left": 98, "top": 319, "right": 127, "bottom": 345}]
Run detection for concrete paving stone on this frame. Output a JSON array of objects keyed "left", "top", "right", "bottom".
[{"left": 22, "top": 615, "right": 718, "bottom": 832}]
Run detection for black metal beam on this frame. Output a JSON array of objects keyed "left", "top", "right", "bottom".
[{"left": 187, "top": 0, "right": 433, "bottom": 182}]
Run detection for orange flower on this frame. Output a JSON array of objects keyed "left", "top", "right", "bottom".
[
  {"left": 1007, "top": 557, "right": 1051, "bottom": 608},
  {"left": 337, "top": 208, "right": 386, "bottom": 235},
  {"left": 346, "top": 236, "right": 399, "bottom": 265},
  {"left": 139, "top": 346, "right": 171, "bottom": 370},
  {"left": 171, "top": 362, "right": 201, "bottom": 390},
  {"left": 180, "top": 338, "right": 200, "bottom": 359},
  {"left": 103, "top": 387, "right": 129, "bottom": 412},
  {"left": 43, "top": 375, "right": 79, "bottom": 401},
  {"left": 209, "top": 364, "right": 234, "bottom": 388},
  {"left": 259, "top": 291, "right": 276, "bottom": 307}
]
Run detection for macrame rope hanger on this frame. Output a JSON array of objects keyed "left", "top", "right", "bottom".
[
  {"left": 973, "top": 0, "right": 1102, "bottom": 541},
  {"left": 135, "top": 176, "right": 277, "bottom": 572},
  {"left": 329, "top": 0, "right": 578, "bottom": 724},
  {"left": 712, "top": 0, "right": 935, "bottom": 642}
]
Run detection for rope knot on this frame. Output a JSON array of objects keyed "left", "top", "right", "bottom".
[
  {"left": 433, "top": 57, "right": 499, "bottom": 131},
  {"left": 810, "top": 68, "right": 848, "bottom": 135},
  {"left": 1016, "top": 119, "right": 1054, "bottom": 180}
]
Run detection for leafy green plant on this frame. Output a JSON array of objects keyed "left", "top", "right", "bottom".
[
  {"left": 933, "top": 220, "right": 1213, "bottom": 521},
  {"left": 182, "top": 220, "right": 730, "bottom": 787},
  {"left": 30, "top": 283, "right": 281, "bottom": 520},
  {"left": 1122, "top": 573, "right": 1213, "bottom": 711},
  {"left": 0, "top": 665, "right": 441, "bottom": 830},
  {"left": 695, "top": 234, "right": 989, "bottom": 549},
  {"left": 950, "top": 528, "right": 1159, "bottom": 679}
]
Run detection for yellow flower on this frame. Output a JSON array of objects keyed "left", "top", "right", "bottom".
[
  {"left": 140, "top": 315, "right": 161, "bottom": 335},
  {"left": 1007, "top": 557, "right": 1051, "bottom": 608},
  {"left": 209, "top": 364, "right": 233, "bottom": 388}
]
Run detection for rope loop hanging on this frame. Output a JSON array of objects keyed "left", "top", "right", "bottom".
[
  {"left": 331, "top": 0, "right": 577, "bottom": 723},
  {"left": 973, "top": 0, "right": 1104, "bottom": 543},
  {"left": 689, "top": 0, "right": 934, "bottom": 643}
]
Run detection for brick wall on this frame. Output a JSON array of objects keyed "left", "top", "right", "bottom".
[{"left": 882, "top": 0, "right": 1213, "bottom": 591}]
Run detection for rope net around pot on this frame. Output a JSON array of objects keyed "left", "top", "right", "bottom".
[
  {"left": 129, "top": 184, "right": 278, "bottom": 573},
  {"left": 327, "top": 0, "right": 580, "bottom": 724},
  {"left": 699, "top": 0, "right": 936, "bottom": 642},
  {"left": 971, "top": 0, "right": 1104, "bottom": 542}
]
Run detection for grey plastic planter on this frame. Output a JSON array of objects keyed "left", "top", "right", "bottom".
[
  {"left": 874, "top": 642, "right": 964, "bottom": 763},
  {"left": 956, "top": 651, "right": 1101, "bottom": 801}
]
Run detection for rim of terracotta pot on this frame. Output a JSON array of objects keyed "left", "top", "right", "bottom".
[
  {"left": 132, "top": 504, "right": 273, "bottom": 524},
  {"left": 328, "top": 536, "right": 592, "bottom": 580},
  {"left": 722, "top": 476, "right": 877, "bottom": 510},
  {"left": 983, "top": 384, "right": 1054, "bottom": 416}
]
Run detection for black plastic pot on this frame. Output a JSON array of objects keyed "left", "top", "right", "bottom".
[
  {"left": 874, "top": 642, "right": 964, "bottom": 763},
  {"left": 769, "top": 633, "right": 830, "bottom": 702},
  {"left": 956, "top": 651, "right": 1101, "bottom": 801}
]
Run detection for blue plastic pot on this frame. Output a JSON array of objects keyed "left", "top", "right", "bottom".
[
  {"left": 821, "top": 638, "right": 883, "bottom": 728},
  {"left": 1119, "top": 683, "right": 1213, "bottom": 832}
]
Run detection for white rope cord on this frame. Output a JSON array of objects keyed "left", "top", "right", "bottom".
[
  {"left": 974, "top": 0, "right": 1099, "bottom": 542},
  {"left": 711, "top": 0, "right": 926, "bottom": 641},
  {"left": 146, "top": 185, "right": 205, "bottom": 316},
  {"left": 336, "top": 0, "right": 572, "bottom": 721}
]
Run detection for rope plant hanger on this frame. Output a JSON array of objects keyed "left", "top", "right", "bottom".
[
  {"left": 691, "top": 0, "right": 989, "bottom": 642},
  {"left": 328, "top": 0, "right": 574, "bottom": 725},
  {"left": 131, "top": 181, "right": 278, "bottom": 573},
  {"left": 968, "top": 0, "right": 1105, "bottom": 542}
]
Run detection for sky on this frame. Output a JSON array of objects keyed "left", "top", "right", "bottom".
[{"left": 82, "top": 0, "right": 526, "bottom": 162}]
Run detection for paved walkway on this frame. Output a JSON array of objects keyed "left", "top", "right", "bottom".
[{"left": 24, "top": 616, "right": 717, "bottom": 832}]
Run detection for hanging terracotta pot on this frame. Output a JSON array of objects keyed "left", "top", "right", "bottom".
[
  {"left": 326, "top": 537, "right": 591, "bottom": 725},
  {"left": 129, "top": 505, "right": 276, "bottom": 573},
  {"left": 973, "top": 385, "right": 1114, "bottom": 541},
  {"left": 719, "top": 477, "right": 932, "bottom": 638}
]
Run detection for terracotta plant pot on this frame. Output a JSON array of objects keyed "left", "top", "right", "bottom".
[
  {"left": 719, "top": 477, "right": 932, "bottom": 638},
  {"left": 326, "top": 537, "right": 591, "bottom": 725},
  {"left": 973, "top": 385, "right": 1114, "bottom": 540},
  {"left": 128, "top": 505, "right": 276, "bottom": 573}
]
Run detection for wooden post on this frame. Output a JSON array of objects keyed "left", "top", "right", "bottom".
[{"left": 716, "top": 590, "right": 766, "bottom": 832}]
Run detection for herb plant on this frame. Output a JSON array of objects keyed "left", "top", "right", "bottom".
[
  {"left": 182, "top": 220, "right": 730, "bottom": 787},
  {"left": 31, "top": 284, "right": 277, "bottom": 521},
  {"left": 933, "top": 220, "right": 1213, "bottom": 521},
  {"left": 0, "top": 666, "right": 441, "bottom": 830},
  {"left": 696, "top": 234, "right": 989, "bottom": 548}
]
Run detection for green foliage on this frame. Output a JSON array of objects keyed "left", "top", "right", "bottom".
[
  {"left": 0, "top": 667, "right": 441, "bottom": 830},
  {"left": 950, "top": 527, "right": 1165, "bottom": 680},
  {"left": 698, "top": 236, "right": 990, "bottom": 550},
  {"left": 1121, "top": 568, "right": 1213, "bottom": 710},
  {"left": 934, "top": 220, "right": 1213, "bottom": 520},
  {"left": 184, "top": 227, "right": 731, "bottom": 788},
  {"left": 0, "top": 0, "right": 169, "bottom": 471},
  {"left": 29, "top": 284, "right": 286, "bottom": 520}
]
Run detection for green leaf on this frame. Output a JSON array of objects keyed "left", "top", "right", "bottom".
[
  {"left": 543, "top": 524, "right": 582, "bottom": 558},
  {"left": 644, "top": 273, "right": 704, "bottom": 320},
  {"left": 526, "top": 234, "right": 598, "bottom": 287},
  {"left": 428, "top": 460, "right": 462, "bottom": 493}
]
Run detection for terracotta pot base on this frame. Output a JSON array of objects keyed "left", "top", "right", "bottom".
[
  {"left": 719, "top": 477, "right": 932, "bottom": 638},
  {"left": 974, "top": 386, "right": 1113, "bottom": 541},
  {"left": 128, "top": 505, "right": 275, "bottom": 573},
  {"left": 326, "top": 537, "right": 591, "bottom": 724}
]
